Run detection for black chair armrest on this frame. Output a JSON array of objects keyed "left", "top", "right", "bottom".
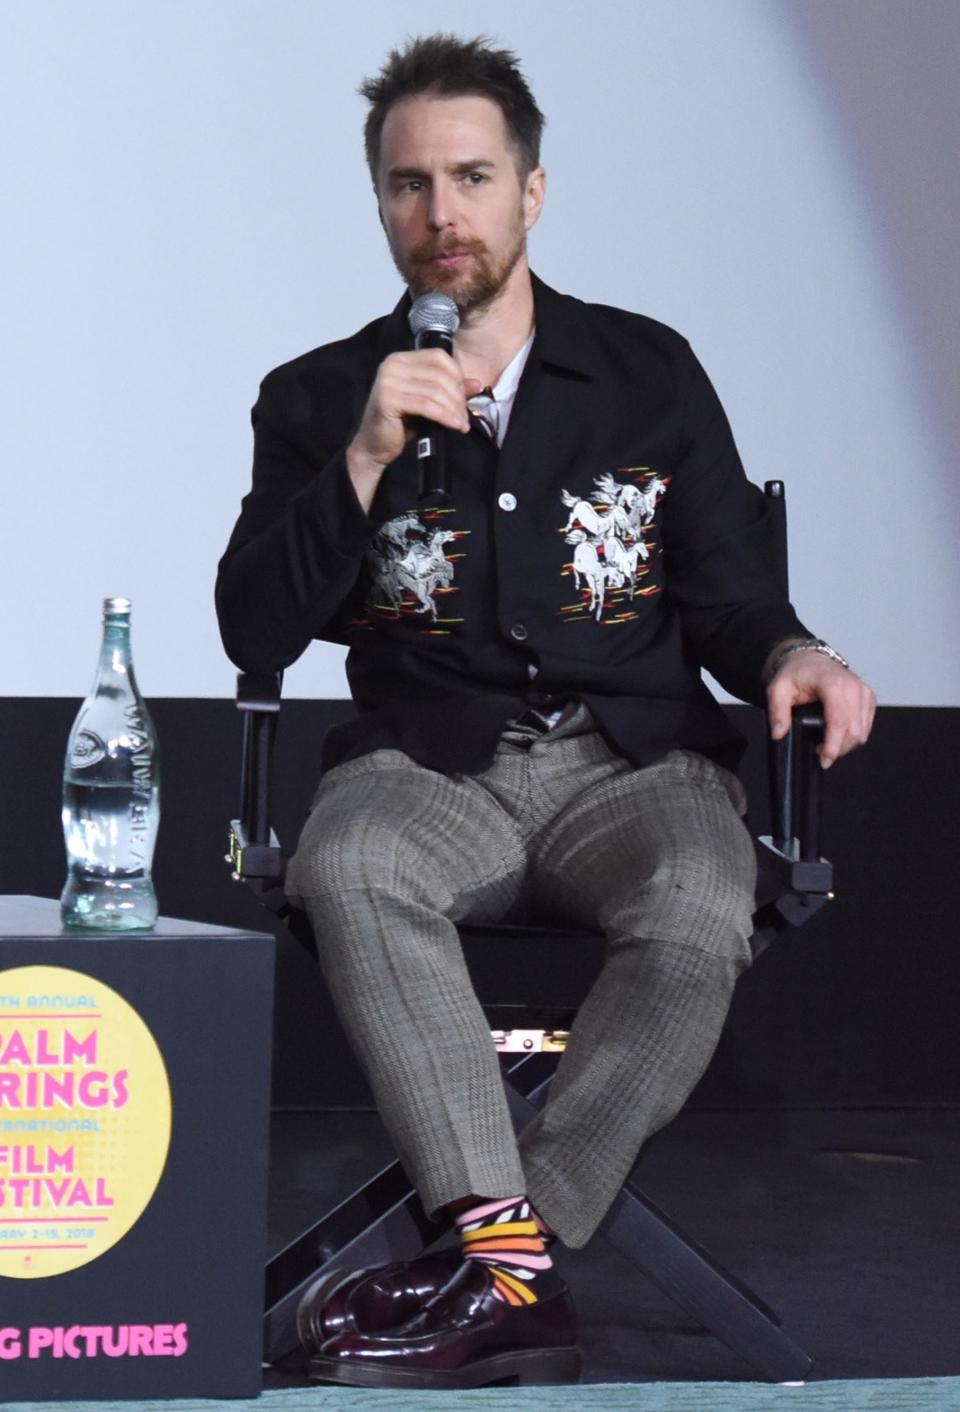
[
  {"left": 237, "top": 671, "right": 284, "bottom": 714},
  {"left": 767, "top": 703, "right": 825, "bottom": 862},
  {"left": 228, "top": 672, "right": 285, "bottom": 880},
  {"left": 755, "top": 704, "right": 833, "bottom": 929}
]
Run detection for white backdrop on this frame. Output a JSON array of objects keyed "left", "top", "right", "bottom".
[{"left": 3, "top": 0, "right": 958, "bottom": 702}]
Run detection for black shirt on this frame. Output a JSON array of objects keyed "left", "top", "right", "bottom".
[{"left": 216, "top": 276, "right": 809, "bottom": 774}]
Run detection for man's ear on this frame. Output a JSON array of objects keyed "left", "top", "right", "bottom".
[{"left": 523, "top": 166, "right": 546, "bottom": 232}]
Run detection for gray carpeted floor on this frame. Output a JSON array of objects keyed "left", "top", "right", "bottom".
[{"left": 6, "top": 1374, "right": 960, "bottom": 1410}]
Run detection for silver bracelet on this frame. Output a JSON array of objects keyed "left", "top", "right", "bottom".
[{"left": 764, "top": 638, "right": 850, "bottom": 685}]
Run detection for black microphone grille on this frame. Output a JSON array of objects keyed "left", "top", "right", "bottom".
[{"left": 408, "top": 292, "right": 460, "bottom": 340}]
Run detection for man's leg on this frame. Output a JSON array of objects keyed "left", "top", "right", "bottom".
[
  {"left": 285, "top": 748, "right": 530, "bottom": 1211},
  {"left": 288, "top": 747, "right": 579, "bottom": 1384},
  {"left": 518, "top": 748, "right": 757, "bottom": 1249}
]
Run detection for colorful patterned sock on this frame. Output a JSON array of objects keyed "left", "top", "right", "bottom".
[{"left": 455, "top": 1195, "right": 560, "bottom": 1305}]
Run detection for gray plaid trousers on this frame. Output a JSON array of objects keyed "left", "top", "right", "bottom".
[{"left": 286, "top": 706, "right": 756, "bottom": 1249}]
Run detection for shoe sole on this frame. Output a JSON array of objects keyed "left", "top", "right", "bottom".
[{"left": 309, "top": 1345, "right": 581, "bottom": 1390}]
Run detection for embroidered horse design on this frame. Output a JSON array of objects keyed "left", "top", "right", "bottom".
[
  {"left": 560, "top": 471, "right": 667, "bottom": 622},
  {"left": 367, "top": 513, "right": 459, "bottom": 623}
]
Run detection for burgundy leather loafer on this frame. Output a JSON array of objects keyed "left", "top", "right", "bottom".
[
  {"left": 308, "top": 1259, "right": 580, "bottom": 1389},
  {"left": 296, "top": 1247, "right": 464, "bottom": 1352}
]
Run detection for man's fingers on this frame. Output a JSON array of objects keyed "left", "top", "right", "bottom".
[
  {"left": 379, "top": 354, "right": 472, "bottom": 432},
  {"left": 768, "top": 658, "right": 876, "bottom": 769},
  {"left": 818, "top": 680, "right": 877, "bottom": 767},
  {"left": 346, "top": 350, "right": 488, "bottom": 506},
  {"left": 409, "top": 391, "right": 471, "bottom": 431},
  {"left": 818, "top": 721, "right": 846, "bottom": 769},
  {"left": 766, "top": 679, "right": 796, "bottom": 741}
]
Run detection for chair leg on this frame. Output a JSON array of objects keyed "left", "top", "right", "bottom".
[
  {"left": 502, "top": 1054, "right": 813, "bottom": 1383},
  {"left": 600, "top": 1182, "right": 812, "bottom": 1381}
]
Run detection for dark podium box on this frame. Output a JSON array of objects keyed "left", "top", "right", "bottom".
[{"left": 0, "top": 895, "right": 275, "bottom": 1402}]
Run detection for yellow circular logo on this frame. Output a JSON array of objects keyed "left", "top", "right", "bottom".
[{"left": 0, "top": 966, "right": 171, "bottom": 1279}]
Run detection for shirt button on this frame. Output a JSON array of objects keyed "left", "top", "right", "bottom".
[
  {"left": 510, "top": 623, "right": 528, "bottom": 642},
  {"left": 497, "top": 492, "right": 517, "bottom": 512}
]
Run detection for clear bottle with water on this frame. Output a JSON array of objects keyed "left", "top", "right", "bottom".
[{"left": 60, "top": 597, "right": 160, "bottom": 930}]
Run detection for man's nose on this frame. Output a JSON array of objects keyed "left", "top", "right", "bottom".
[{"left": 426, "top": 181, "right": 456, "bottom": 230}]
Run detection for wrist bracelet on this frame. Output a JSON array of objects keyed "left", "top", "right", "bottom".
[{"left": 764, "top": 638, "right": 850, "bottom": 685}]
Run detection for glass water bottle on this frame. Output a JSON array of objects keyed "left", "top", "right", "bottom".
[{"left": 60, "top": 597, "right": 160, "bottom": 930}]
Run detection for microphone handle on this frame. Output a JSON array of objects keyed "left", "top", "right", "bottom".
[{"left": 413, "top": 327, "right": 455, "bottom": 502}]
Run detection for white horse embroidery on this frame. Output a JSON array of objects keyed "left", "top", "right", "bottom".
[
  {"left": 560, "top": 490, "right": 631, "bottom": 539},
  {"left": 367, "top": 519, "right": 458, "bottom": 622},
  {"left": 565, "top": 531, "right": 609, "bottom": 622},
  {"left": 561, "top": 473, "right": 665, "bottom": 619},
  {"left": 589, "top": 474, "right": 667, "bottom": 534},
  {"left": 602, "top": 533, "right": 648, "bottom": 590}
]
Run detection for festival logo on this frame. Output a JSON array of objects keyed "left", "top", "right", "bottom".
[{"left": 0, "top": 966, "right": 171, "bottom": 1279}]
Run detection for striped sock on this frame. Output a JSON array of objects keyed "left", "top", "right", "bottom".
[{"left": 455, "top": 1195, "right": 558, "bottom": 1306}]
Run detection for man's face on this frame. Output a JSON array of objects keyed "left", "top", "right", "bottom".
[{"left": 376, "top": 93, "right": 545, "bottom": 317}]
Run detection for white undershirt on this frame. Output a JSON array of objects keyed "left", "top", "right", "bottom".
[{"left": 484, "top": 329, "right": 535, "bottom": 447}]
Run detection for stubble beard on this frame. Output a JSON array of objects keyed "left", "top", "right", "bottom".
[{"left": 392, "top": 217, "right": 527, "bottom": 320}]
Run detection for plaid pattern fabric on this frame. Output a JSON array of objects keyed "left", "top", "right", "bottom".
[{"left": 286, "top": 707, "right": 755, "bottom": 1248}]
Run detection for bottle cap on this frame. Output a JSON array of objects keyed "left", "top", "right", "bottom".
[{"left": 103, "top": 597, "right": 132, "bottom": 615}]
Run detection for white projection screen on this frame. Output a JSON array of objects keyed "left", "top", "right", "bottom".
[{"left": 3, "top": 0, "right": 958, "bottom": 704}]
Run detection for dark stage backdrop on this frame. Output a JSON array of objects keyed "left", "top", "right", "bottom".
[{"left": 1, "top": 700, "right": 955, "bottom": 1111}]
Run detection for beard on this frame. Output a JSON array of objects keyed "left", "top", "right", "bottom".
[{"left": 390, "top": 219, "right": 527, "bottom": 319}]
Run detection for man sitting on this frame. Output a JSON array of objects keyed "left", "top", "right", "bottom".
[{"left": 216, "top": 34, "right": 875, "bottom": 1391}]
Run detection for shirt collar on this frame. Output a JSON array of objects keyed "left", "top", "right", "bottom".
[
  {"left": 491, "top": 328, "right": 535, "bottom": 402},
  {"left": 528, "top": 274, "right": 600, "bottom": 381}
]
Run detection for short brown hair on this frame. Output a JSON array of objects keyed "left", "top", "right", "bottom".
[{"left": 359, "top": 34, "right": 545, "bottom": 184}]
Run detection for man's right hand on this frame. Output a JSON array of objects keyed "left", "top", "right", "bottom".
[{"left": 346, "top": 349, "right": 481, "bottom": 512}]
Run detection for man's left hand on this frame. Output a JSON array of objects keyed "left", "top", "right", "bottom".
[{"left": 767, "top": 651, "right": 876, "bottom": 769}]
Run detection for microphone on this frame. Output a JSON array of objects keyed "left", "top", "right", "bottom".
[{"left": 408, "top": 292, "right": 460, "bottom": 501}]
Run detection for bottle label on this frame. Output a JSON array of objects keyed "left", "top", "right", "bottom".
[
  {"left": 122, "top": 704, "right": 155, "bottom": 856},
  {"left": 69, "top": 731, "right": 107, "bottom": 770}
]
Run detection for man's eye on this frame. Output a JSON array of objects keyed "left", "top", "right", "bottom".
[
  {"left": 398, "top": 179, "right": 424, "bottom": 193},
  {"left": 464, "top": 172, "right": 487, "bottom": 185}
]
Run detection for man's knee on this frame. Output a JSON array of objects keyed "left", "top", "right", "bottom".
[
  {"left": 287, "top": 811, "right": 411, "bottom": 904},
  {"left": 285, "top": 756, "right": 524, "bottom": 919},
  {"left": 610, "top": 841, "right": 756, "bottom": 967},
  {"left": 283, "top": 756, "right": 423, "bottom": 903}
]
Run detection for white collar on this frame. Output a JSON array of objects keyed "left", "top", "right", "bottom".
[{"left": 492, "top": 328, "right": 535, "bottom": 403}]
